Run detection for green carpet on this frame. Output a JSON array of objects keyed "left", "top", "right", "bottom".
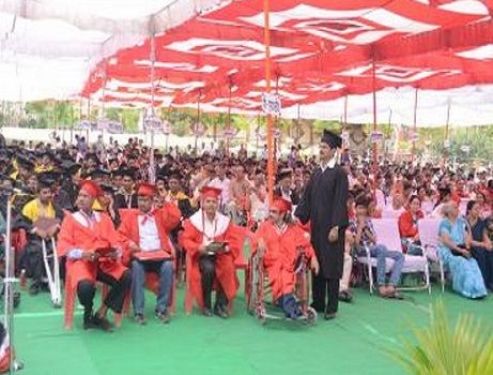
[{"left": 11, "top": 285, "right": 493, "bottom": 375}]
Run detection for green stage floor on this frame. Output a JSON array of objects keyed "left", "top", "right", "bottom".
[{"left": 12, "top": 285, "right": 493, "bottom": 375}]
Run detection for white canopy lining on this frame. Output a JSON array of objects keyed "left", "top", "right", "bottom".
[
  {"left": 0, "top": 0, "right": 225, "bottom": 101},
  {"left": 1, "top": 0, "right": 493, "bottom": 128},
  {"left": 101, "top": 84, "right": 493, "bottom": 128}
]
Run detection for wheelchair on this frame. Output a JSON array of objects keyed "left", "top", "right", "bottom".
[{"left": 246, "top": 249, "right": 317, "bottom": 325}]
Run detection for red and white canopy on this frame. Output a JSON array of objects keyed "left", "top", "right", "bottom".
[{"left": 3, "top": 1, "right": 493, "bottom": 126}]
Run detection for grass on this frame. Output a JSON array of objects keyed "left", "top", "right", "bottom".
[{"left": 11, "top": 284, "right": 493, "bottom": 375}]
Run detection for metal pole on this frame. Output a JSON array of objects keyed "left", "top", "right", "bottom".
[
  {"left": 149, "top": 30, "right": 156, "bottom": 184},
  {"left": 371, "top": 56, "right": 378, "bottom": 174},
  {"left": 264, "top": 0, "right": 275, "bottom": 204},
  {"left": 412, "top": 87, "right": 418, "bottom": 163},
  {"left": 4, "top": 195, "right": 20, "bottom": 374}
]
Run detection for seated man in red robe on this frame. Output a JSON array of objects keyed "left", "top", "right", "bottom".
[
  {"left": 255, "top": 198, "right": 319, "bottom": 319},
  {"left": 118, "top": 183, "right": 181, "bottom": 325},
  {"left": 57, "top": 180, "right": 130, "bottom": 332},
  {"left": 180, "top": 186, "right": 246, "bottom": 318}
]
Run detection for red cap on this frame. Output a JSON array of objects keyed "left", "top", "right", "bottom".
[
  {"left": 137, "top": 183, "right": 157, "bottom": 197},
  {"left": 271, "top": 198, "right": 292, "bottom": 213},
  {"left": 200, "top": 186, "right": 222, "bottom": 200},
  {"left": 79, "top": 180, "right": 103, "bottom": 199}
]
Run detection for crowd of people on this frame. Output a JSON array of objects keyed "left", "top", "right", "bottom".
[{"left": 0, "top": 130, "right": 492, "bottom": 332}]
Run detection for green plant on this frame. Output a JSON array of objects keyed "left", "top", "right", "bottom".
[{"left": 390, "top": 301, "right": 493, "bottom": 375}]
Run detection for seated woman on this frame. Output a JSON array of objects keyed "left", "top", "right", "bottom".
[
  {"left": 417, "top": 186, "right": 434, "bottom": 217},
  {"left": 437, "top": 202, "right": 487, "bottom": 299},
  {"left": 466, "top": 200, "right": 493, "bottom": 291},
  {"left": 255, "top": 198, "right": 319, "bottom": 320},
  {"left": 431, "top": 186, "right": 452, "bottom": 218},
  {"left": 398, "top": 195, "right": 424, "bottom": 255},
  {"left": 475, "top": 192, "right": 492, "bottom": 220}
]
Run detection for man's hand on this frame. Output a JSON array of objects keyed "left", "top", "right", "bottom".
[
  {"left": 128, "top": 242, "right": 140, "bottom": 253},
  {"left": 33, "top": 227, "right": 47, "bottom": 239},
  {"left": 328, "top": 226, "right": 339, "bottom": 243},
  {"left": 199, "top": 244, "right": 209, "bottom": 254},
  {"left": 82, "top": 251, "right": 98, "bottom": 261},
  {"left": 108, "top": 250, "right": 120, "bottom": 260},
  {"left": 257, "top": 238, "right": 267, "bottom": 256},
  {"left": 310, "top": 257, "right": 320, "bottom": 275},
  {"left": 46, "top": 225, "right": 60, "bottom": 238}
]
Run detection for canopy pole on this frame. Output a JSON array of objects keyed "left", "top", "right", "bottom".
[
  {"left": 195, "top": 92, "right": 201, "bottom": 152},
  {"left": 149, "top": 30, "right": 157, "bottom": 184},
  {"left": 263, "top": 0, "right": 274, "bottom": 204},
  {"left": 445, "top": 99, "right": 451, "bottom": 164},
  {"left": 343, "top": 95, "right": 348, "bottom": 127},
  {"left": 412, "top": 87, "right": 418, "bottom": 163},
  {"left": 227, "top": 83, "right": 232, "bottom": 156},
  {"left": 371, "top": 56, "right": 378, "bottom": 175}
]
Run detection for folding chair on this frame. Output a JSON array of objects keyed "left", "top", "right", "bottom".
[
  {"left": 418, "top": 218, "right": 445, "bottom": 292},
  {"left": 357, "top": 219, "right": 431, "bottom": 294},
  {"left": 458, "top": 198, "right": 469, "bottom": 216},
  {"left": 184, "top": 238, "right": 250, "bottom": 314}
]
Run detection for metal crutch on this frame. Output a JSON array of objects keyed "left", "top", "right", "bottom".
[{"left": 41, "top": 238, "right": 62, "bottom": 308}]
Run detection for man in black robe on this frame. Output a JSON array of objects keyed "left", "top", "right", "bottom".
[{"left": 295, "top": 130, "right": 349, "bottom": 320}]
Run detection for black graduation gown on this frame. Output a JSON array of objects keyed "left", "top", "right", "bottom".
[
  {"left": 114, "top": 193, "right": 138, "bottom": 210},
  {"left": 295, "top": 165, "right": 349, "bottom": 279}
]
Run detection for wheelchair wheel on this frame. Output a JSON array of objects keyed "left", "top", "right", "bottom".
[
  {"left": 255, "top": 305, "right": 267, "bottom": 325},
  {"left": 305, "top": 307, "right": 317, "bottom": 325}
]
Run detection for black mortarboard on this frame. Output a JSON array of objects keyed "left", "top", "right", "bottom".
[
  {"left": 91, "top": 169, "right": 110, "bottom": 179},
  {"left": 100, "top": 183, "right": 116, "bottom": 194},
  {"left": 277, "top": 168, "right": 293, "bottom": 182},
  {"left": 438, "top": 186, "right": 451, "bottom": 196},
  {"left": 61, "top": 160, "right": 81, "bottom": 175},
  {"left": 168, "top": 171, "right": 182, "bottom": 181},
  {"left": 37, "top": 171, "right": 61, "bottom": 189},
  {"left": 121, "top": 167, "right": 137, "bottom": 180},
  {"left": 321, "top": 129, "right": 343, "bottom": 149},
  {"left": 16, "top": 155, "right": 35, "bottom": 170},
  {"left": 86, "top": 153, "right": 100, "bottom": 164}
]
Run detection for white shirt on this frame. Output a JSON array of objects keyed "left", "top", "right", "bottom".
[
  {"left": 138, "top": 215, "right": 161, "bottom": 251},
  {"left": 320, "top": 154, "right": 338, "bottom": 173}
]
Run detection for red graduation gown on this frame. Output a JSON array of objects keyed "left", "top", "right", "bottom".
[
  {"left": 180, "top": 213, "right": 247, "bottom": 310},
  {"left": 255, "top": 221, "right": 315, "bottom": 301},
  {"left": 57, "top": 211, "right": 127, "bottom": 291},
  {"left": 118, "top": 204, "right": 181, "bottom": 266}
]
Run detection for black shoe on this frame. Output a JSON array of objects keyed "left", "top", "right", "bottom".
[
  {"left": 134, "top": 314, "right": 147, "bottom": 325},
  {"left": 203, "top": 308, "right": 213, "bottom": 317},
  {"left": 324, "top": 311, "right": 337, "bottom": 320},
  {"left": 28, "top": 283, "right": 40, "bottom": 296},
  {"left": 92, "top": 314, "right": 114, "bottom": 332},
  {"left": 13, "top": 292, "right": 21, "bottom": 309},
  {"left": 214, "top": 305, "right": 229, "bottom": 319},
  {"left": 155, "top": 310, "right": 171, "bottom": 324},
  {"left": 83, "top": 311, "right": 96, "bottom": 330},
  {"left": 310, "top": 302, "right": 325, "bottom": 313},
  {"left": 338, "top": 291, "right": 353, "bottom": 303}
]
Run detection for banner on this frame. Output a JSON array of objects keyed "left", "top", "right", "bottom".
[{"left": 262, "top": 93, "right": 281, "bottom": 116}]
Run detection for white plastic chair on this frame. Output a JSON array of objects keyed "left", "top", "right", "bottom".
[
  {"left": 357, "top": 219, "right": 431, "bottom": 294},
  {"left": 418, "top": 218, "right": 445, "bottom": 292}
]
